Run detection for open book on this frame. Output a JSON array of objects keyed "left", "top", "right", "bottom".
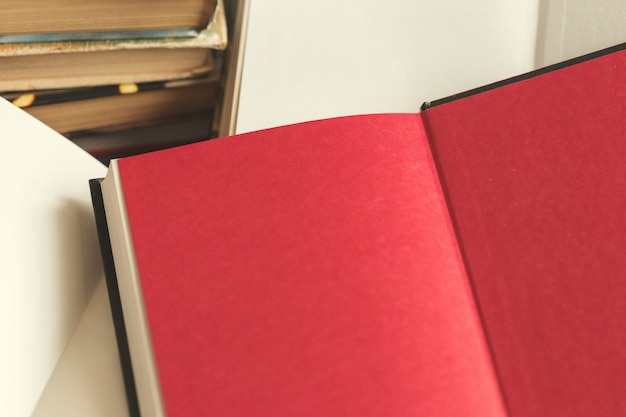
[{"left": 92, "top": 43, "right": 626, "bottom": 417}]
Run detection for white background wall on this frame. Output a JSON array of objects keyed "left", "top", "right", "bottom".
[
  {"left": 535, "top": 0, "right": 626, "bottom": 66},
  {"left": 235, "top": 0, "right": 626, "bottom": 134},
  {"left": 236, "top": 1, "right": 540, "bottom": 133}
]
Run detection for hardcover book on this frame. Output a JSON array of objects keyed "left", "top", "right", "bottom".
[
  {"left": 1, "top": 0, "right": 217, "bottom": 41},
  {"left": 0, "top": 0, "right": 227, "bottom": 91},
  {"left": 92, "top": 43, "right": 626, "bottom": 417},
  {"left": 5, "top": 77, "right": 218, "bottom": 136}
]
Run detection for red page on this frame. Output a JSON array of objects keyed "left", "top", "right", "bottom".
[
  {"left": 422, "top": 47, "right": 626, "bottom": 416},
  {"left": 117, "top": 114, "right": 505, "bottom": 417}
]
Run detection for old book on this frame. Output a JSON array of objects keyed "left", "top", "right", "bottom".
[
  {"left": 1, "top": 0, "right": 217, "bottom": 41},
  {"left": 5, "top": 78, "right": 218, "bottom": 136},
  {"left": 0, "top": 0, "right": 226, "bottom": 91},
  {"left": 92, "top": 43, "right": 626, "bottom": 417}
]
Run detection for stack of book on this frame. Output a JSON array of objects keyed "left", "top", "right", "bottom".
[{"left": 1, "top": 0, "right": 227, "bottom": 162}]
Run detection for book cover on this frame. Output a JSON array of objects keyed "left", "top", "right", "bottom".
[
  {"left": 420, "top": 42, "right": 626, "bottom": 417},
  {"left": 93, "top": 42, "right": 626, "bottom": 417}
]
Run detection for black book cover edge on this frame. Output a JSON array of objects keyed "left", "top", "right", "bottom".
[
  {"left": 89, "top": 178, "right": 141, "bottom": 417},
  {"left": 421, "top": 41, "right": 626, "bottom": 110}
]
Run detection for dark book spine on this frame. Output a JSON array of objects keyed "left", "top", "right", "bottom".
[{"left": 89, "top": 179, "right": 141, "bottom": 417}]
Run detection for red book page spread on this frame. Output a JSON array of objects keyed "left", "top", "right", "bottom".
[
  {"left": 117, "top": 114, "right": 505, "bottom": 417},
  {"left": 422, "top": 48, "right": 626, "bottom": 417}
]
